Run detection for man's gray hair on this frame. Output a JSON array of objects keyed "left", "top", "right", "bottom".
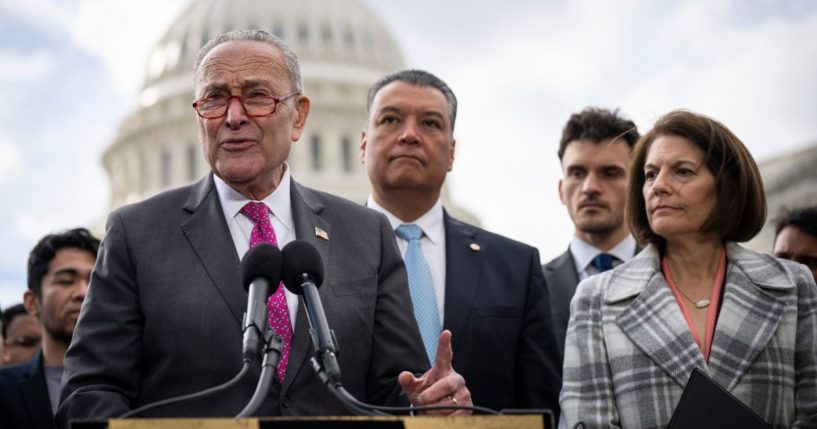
[
  {"left": 367, "top": 69, "right": 458, "bottom": 131},
  {"left": 194, "top": 29, "right": 303, "bottom": 93}
]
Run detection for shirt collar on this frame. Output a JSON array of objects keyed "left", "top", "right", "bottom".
[
  {"left": 366, "top": 196, "right": 445, "bottom": 245},
  {"left": 570, "top": 234, "right": 637, "bottom": 274},
  {"left": 213, "top": 164, "right": 294, "bottom": 234}
]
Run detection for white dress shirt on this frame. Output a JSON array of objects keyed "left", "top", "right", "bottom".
[
  {"left": 570, "top": 235, "right": 638, "bottom": 280},
  {"left": 214, "top": 166, "right": 298, "bottom": 328},
  {"left": 367, "top": 196, "right": 446, "bottom": 325}
]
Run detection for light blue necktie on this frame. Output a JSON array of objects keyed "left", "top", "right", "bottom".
[{"left": 396, "top": 224, "right": 441, "bottom": 363}]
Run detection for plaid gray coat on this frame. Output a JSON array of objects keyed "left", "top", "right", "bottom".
[{"left": 559, "top": 242, "right": 817, "bottom": 429}]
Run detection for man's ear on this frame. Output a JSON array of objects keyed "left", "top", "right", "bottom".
[
  {"left": 290, "top": 95, "right": 311, "bottom": 142},
  {"left": 360, "top": 129, "right": 368, "bottom": 164},
  {"left": 448, "top": 138, "right": 456, "bottom": 171},
  {"left": 23, "top": 290, "right": 40, "bottom": 318},
  {"left": 558, "top": 179, "right": 567, "bottom": 205}
]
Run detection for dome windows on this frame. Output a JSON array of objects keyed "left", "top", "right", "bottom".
[{"left": 298, "top": 22, "right": 309, "bottom": 43}]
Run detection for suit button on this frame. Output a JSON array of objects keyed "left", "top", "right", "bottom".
[{"left": 282, "top": 396, "right": 293, "bottom": 407}]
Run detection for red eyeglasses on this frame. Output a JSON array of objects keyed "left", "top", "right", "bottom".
[{"left": 192, "top": 91, "right": 300, "bottom": 119}]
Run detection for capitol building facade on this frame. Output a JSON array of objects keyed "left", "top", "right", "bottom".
[{"left": 103, "top": 0, "right": 459, "bottom": 214}]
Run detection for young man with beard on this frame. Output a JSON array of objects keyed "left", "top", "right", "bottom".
[
  {"left": 0, "top": 228, "right": 99, "bottom": 429},
  {"left": 544, "top": 108, "right": 640, "bottom": 360}
]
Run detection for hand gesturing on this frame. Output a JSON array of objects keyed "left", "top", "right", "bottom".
[{"left": 399, "top": 330, "right": 473, "bottom": 415}]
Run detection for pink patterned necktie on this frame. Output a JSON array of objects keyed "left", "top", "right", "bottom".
[{"left": 241, "top": 201, "right": 292, "bottom": 382}]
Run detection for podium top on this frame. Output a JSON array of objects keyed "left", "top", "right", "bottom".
[{"left": 77, "top": 415, "right": 545, "bottom": 429}]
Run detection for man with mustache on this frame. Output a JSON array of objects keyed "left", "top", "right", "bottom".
[
  {"left": 361, "top": 69, "right": 562, "bottom": 416},
  {"left": 0, "top": 228, "right": 99, "bottom": 429},
  {"left": 544, "top": 108, "right": 641, "bottom": 360}
]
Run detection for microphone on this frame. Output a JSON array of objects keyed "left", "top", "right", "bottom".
[
  {"left": 119, "top": 244, "right": 283, "bottom": 418},
  {"left": 280, "top": 241, "right": 379, "bottom": 415},
  {"left": 280, "top": 240, "right": 341, "bottom": 382},
  {"left": 236, "top": 243, "right": 285, "bottom": 417},
  {"left": 240, "top": 243, "right": 283, "bottom": 361}
]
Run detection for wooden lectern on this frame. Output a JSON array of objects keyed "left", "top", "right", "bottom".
[{"left": 70, "top": 415, "right": 547, "bottom": 429}]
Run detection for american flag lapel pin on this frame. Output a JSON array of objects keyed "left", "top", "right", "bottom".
[{"left": 314, "top": 227, "right": 329, "bottom": 241}]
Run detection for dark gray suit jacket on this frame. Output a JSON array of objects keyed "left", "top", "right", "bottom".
[
  {"left": 57, "top": 175, "right": 427, "bottom": 426},
  {"left": 542, "top": 249, "right": 580, "bottom": 360},
  {"left": 0, "top": 352, "right": 54, "bottom": 429},
  {"left": 544, "top": 245, "right": 641, "bottom": 360},
  {"left": 443, "top": 214, "right": 561, "bottom": 415}
]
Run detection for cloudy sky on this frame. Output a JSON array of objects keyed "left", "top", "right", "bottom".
[{"left": 1, "top": 0, "right": 816, "bottom": 308}]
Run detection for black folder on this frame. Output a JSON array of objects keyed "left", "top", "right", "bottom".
[{"left": 668, "top": 367, "right": 771, "bottom": 429}]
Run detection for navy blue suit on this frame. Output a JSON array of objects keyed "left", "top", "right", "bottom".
[
  {"left": 442, "top": 213, "right": 561, "bottom": 415},
  {"left": 0, "top": 352, "right": 54, "bottom": 429}
]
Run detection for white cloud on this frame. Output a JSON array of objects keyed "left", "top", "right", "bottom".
[
  {"left": 0, "top": 281, "right": 26, "bottom": 309},
  {"left": 624, "top": 2, "right": 817, "bottom": 160},
  {"left": 14, "top": 213, "right": 61, "bottom": 243},
  {"left": 0, "top": 50, "right": 55, "bottom": 81},
  {"left": 67, "top": 0, "right": 192, "bottom": 95},
  {"left": 1, "top": 0, "right": 191, "bottom": 96},
  {"left": 0, "top": 0, "right": 75, "bottom": 34},
  {"left": 0, "top": 133, "right": 22, "bottom": 183}
]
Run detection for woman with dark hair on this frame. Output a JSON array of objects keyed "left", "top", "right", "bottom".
[{"left": 559, "top": 110, "right": 817, "bottom": 428}]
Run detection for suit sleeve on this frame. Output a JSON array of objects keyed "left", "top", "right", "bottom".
[
  {"left": 514, "top": 248, "right": 562, "bottom": 416},
  {"left": 794, "top": 266, "right": 817, "bottom": 426},
  {"left": 558, "top": 276, "right": 622, "bottom": 429},
  {"left": 365, "top": 213, "right": 429, "bottom": 406},
  {"left": 57, "top": 211, "right": 143, "bottom": 426}
]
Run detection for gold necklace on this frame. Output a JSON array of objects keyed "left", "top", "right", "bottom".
[
  {"left": 662, "top": 256, "right": 713, "bottom": 309},
  {"left": 676, "top": 286, "right": 710, "bottom": 309}
]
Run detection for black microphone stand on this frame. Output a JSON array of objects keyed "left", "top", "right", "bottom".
[
  {"left": 236, "top": 326, "right": 283, "bottom": 417},
  {"left": 311, "top": 357, "right": 386, "bottom": 416},
  {"left": 298, "top": 275, "right": 385, "bottom": 416}
]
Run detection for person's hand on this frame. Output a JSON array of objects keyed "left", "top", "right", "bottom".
[{"left": 398, "top": 330, "right": 473, "bottom": 415}]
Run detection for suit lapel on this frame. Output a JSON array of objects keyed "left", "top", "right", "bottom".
[
  {"left": 707, "top": 244, "right": 791, "bottom": 390},
  {"left": 544, "top": 250, "right": 580, "bottom": 310},
  {"left": 180, "top": 175, "right": 244, "bottom": 327},
  {"left": 282, "top": 181, "right": 331, "bottom": 392},
  {"left": 442, "top": 213, "right": 483, "bottom": 353},
  {"left": 547, "top": 250, "right": 580, "bottom": 287},
  {"left": 613, "top": 251, "right": 706, "bottom": 388}
]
